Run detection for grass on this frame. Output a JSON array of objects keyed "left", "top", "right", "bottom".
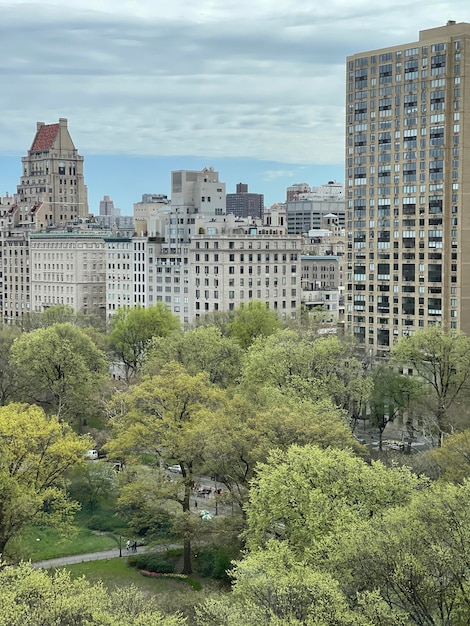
[
  {"left": 14, "top": 524, "right": 119, "bottom": 561},
  {"left": 65, "top": 557, "right": 204, "bottom": 594}
]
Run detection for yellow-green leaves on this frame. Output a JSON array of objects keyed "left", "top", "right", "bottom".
[{"left": 0, "top": 403, "right": 89, "bottom": 557}]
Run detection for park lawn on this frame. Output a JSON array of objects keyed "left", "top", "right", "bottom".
[
  {"left": 65, "top": 557, "right": 202, "bottom": 593},
  {"left": 14, "top": 524, "right": 119, "bottom": 561}
]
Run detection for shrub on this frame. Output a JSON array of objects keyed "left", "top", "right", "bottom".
[
  {"left": 194, "top": 545, "right": 240, "bottom": 581},
  {"left": 128, "top": 553, "right": 174, "bottom": 573}
]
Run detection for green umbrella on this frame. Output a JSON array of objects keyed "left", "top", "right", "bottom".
[{"left": 199, "top": 510, "right": 213, "bottom": 520}]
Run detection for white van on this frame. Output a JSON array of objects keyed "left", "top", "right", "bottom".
[{"left": 84, "top": 449, "right": 98, "bottom": 460}]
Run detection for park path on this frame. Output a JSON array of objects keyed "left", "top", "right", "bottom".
[{"left": 32, "top": 547, "right": 131, "bottom": 569}]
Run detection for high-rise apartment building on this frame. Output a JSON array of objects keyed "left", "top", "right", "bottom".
[
  {"left": 2, "top": 119, "right": 89, "bottom": 320},
  {"left": 346, "top": 21, "right": 470, "bottom": 355},
  {"left": 226, "top": 183, "right": 264, "bottom": 220},
  {"left": 99, "top": 195, "right": 115, "bottom": 216},
  {"left": 15, "top": 118, "right": 88, "bottom": 229},
  {"left": 286, "top": 181, "right": 345, "bottom": 234}
]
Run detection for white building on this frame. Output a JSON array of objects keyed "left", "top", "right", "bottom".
[{"left": 30, "top": 231, "right": 107, "bottom": 316}]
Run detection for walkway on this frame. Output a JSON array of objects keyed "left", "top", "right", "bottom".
[{"left": 32, "top": 547, "right": 129, "bottom": 569}]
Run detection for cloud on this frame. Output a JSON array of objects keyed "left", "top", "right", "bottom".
[
  {"left": 262, "top": 169, "right": 296, "bottom": 181},
  {"left": 1, "top": 0, "right": 470, "bottom": 167}
]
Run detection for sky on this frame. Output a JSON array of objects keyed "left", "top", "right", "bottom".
[{"left": 1, "top": 0, "right": 469, "bottom": 214}]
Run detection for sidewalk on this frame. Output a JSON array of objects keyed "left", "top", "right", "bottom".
[{"left": 32, "top": 547, "right": 126, "bottom": 569}]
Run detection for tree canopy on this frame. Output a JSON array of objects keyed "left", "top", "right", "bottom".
[
  {"left": 392, "top": 327, "right": 470, "bottom": 434},
  {"left": 109, "top": 303, "right": 180, "bottom": 382},
  {"left": 144, "top": 325, "right": 243, "bottom": 387},
  {"left": 244, "top": 444, "right": 425, "bottom": 555},
  {"left": 241, "top": 329, "right": 372, "bottom": 411},
  {"left": 107, "top": 362, "right": 227, "bottom": 573},
  {"left": 226, "top": 301, "right": 282, "bottom": 350},
  {"left": 0, "top": 562, "right": 185, "bottom": 626},
  {"left": 10, "top": 323, "right": 108, "bottom": 428},
  {"left": 201, "top": 389, "right": 364, "bottom": 511},
  {"left": 0, "top": 403, "right": 89, "bottom": 558}
]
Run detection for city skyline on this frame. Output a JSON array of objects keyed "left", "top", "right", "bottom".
[{"left": 1, "top": 1, "right": 469, "bottom": 212}]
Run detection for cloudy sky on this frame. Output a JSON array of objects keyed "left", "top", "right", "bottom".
[{"left": 1, "top": 0, "right": 469, "bottom": 212}]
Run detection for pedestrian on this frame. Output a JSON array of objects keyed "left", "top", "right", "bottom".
[
  {"left": 132, "top": 541, "right": 137, "bottom": 553},
  {"left": 126, "top": 540, "right": 131, "bottom": 551},
  {"left": 194, "top": 500, "right": 198, "bottom": 508}
]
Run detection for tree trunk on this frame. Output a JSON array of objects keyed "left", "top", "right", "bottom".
[
  {"left": 182, "top": 537, "right": 192, "bottom": 575},
  {"left": 181, "top": 477, "right": 192, "bottom": 574}
]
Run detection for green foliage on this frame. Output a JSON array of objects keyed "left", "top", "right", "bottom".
[
  {"left": 241, "top": 329, "right": 372, "bottom": 410},
  {"left": 129, "top": 553, "right": 175, "bottom": 574},
  {"left": 201, "top": 389, "right": 364, "bottom": 511},
  {"left": 244, "top": 444, "right": 426, "bottom": 555},
  {"left": 108, "top": 362, "right": 228, "bottom": 573},
  {"left": 0, "top": 325, "right": 23, "bottom": 406},
  {"left": 368, "top": 364, "right": 423, "bottom": 438},
  {"left": 109, "top": 303, "right": 180, "bottom": 382},
  {"left": 69, "top": 461, "right": 118, "bottom": 512},
  {"left": 431, "top": 429, "right": 470, "bottom": 483},
  {"left": 0, "top": 403, "right": 89, "bottom": 558},
  {"left": 194, "top": 545, "right": 240, "bottom": 581},
  {"left": 10, "top": 323, "right": 108, "bottom": 428},
  {"left": 196, "top": 542, "right": 363, "bottom": 626},
  {"left": 0, "top": 561, "right": 186, "bottom": 626},
  {"left": 392, "top": 327, "right": 470, "bottom": 433},
  {"left": 227, "top": 301, "right": 281, "bottom": 350},
  {"left": 144, "top": 325, "right": 243, "bottom": 387},
  {"left": 335, "top": 480, "right": 470, "bottom": 625}
]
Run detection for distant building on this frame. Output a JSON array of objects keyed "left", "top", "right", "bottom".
[
  {"left": 99, "top": 195, "right": 116, "bottom": 217},
  {"left": 14, "top": 118, "right": 89, "bottom": 229},
  {"left": 30, "top": 231, "right": 107, "bottom": 316},
  {"left": 301, "top": 255, "right": 342, "bottom": 321},
  {"left": 133, "top": 194, "right": 170, "bottom": 236},
  {"left": 2, "top": 118, "right": 89, "bottom": 321},
  {"left": 226, "top": 183, "right": 264, "bottom": 220},
  {"left": 286, "top": 183, "right": 311, "bottom": 203},
  {"left": 286, "top": 181, "right": 345, "bottom": 234}
]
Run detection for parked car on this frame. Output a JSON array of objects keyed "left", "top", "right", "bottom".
[
  {"left": 84, "top": 449, "right": 98, "bottom": 460},
  {"left": 386, "top": 440, "right": 405, "bottom": 451},
  {"left": 168, "top": 464, "right": 182, "bottom": 473}
]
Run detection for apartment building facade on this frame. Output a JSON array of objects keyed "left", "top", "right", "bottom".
[
  {"left": 226, "top": 183, "right": 264, "bottom": 220},
  {"left": 346, "top": 21, "right": 470, "bottom": 354},
  {"left": 2, "top": 119, "right": 90, "bottom": 321},
  {"left": 286, "top": 181, "right": 345, "bottom": 234},
  {"left": 30, "top": 232, "right": 107, "bottom": 315}
]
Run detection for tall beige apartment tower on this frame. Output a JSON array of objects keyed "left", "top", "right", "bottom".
[
  {"left": 346, "top": 21, "right": 470, "bottom": 355},
  {"left": 1, "top": 119, "right": 89, "bottom": 320},
  {"left": 15, "top": 118, "right": 88, "bottom": 229}
]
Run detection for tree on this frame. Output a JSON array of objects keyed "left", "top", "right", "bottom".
[
  {"left": 0, "top": 562, "right": 186, "bottom": 625},
  {"left": 201, "top": 389, "right": 365, "bottom": 512},
  {"left": 227, "top": 301, "right": 281, "bottom": 350},
  {"left": 392, "top": 327, "right": 470, "bottom": 436},
  {"left": 196, "top": 541, "right": 365, "bottom": 626},
  {"left": 368, "top": 364, "right": 423, "bottom": 449},
  {"left": 10, "top": 323, "right": 108, "bottom": 429},
  {"left": 338, "top": 480, "right": 470, "bottom": 625},
  {"left": 0, "top": 326, "right": 24, "bottom": 406},
  {"left": 241, "top": 329, "right": 372, "bottom": 411},
  {"left": 109, "top": 304, "right": 180, "bottom": 382},
  {"left": 431, "top": 429, "right": 470, "bottom": 483},
  {"left": 0, "top": 403, "right": 89, "bottom": 558},
  {"left": 244, "top": 444, "right": 425, "bottom": 555},
  {"left": 71, "top": 461, "right": 118, "bottom": 513},
  {"left": 107, "top": 362, "right": 227, "bottom": 573},
  {"left": 144, "top": 325, "right": 243, "bottom": 387}
]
